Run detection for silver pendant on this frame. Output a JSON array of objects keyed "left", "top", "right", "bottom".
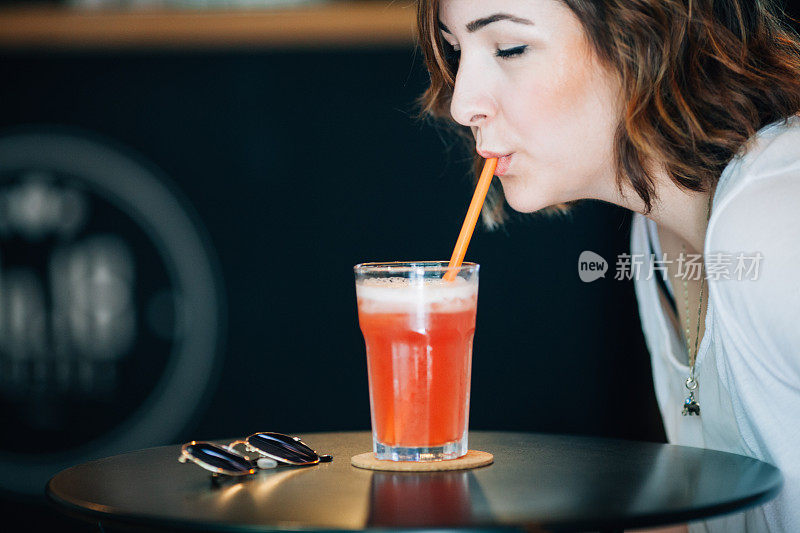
[
  {"left": 682, "top": 393, "right": 700, "bottom": 416},
  {"left": 682, "top": 377, "right": 700, "bottom": 416}
]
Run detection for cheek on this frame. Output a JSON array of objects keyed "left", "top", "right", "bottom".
[{"left": 506, "top": 47, "right": 618, "bottom": 164}]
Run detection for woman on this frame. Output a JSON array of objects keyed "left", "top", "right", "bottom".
[{"left": 416, "top": 1, "right": 800, "bottom": 532}]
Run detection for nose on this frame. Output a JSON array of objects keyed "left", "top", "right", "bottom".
[{"left": 449, "top": 57, "right": 497, "bottom": 128}]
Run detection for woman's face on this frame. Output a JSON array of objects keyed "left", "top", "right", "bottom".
[{"left": 439, "top": 0, "right": 623, "bottom": 212}]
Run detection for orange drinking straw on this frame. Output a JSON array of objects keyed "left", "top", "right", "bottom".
[{"left": 443, "top": 157, "right": 498, "bottom": 281}]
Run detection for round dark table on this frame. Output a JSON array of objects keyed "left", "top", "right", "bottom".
[{"left": 46, "top": 431, "right": 782, "bottom": 532}]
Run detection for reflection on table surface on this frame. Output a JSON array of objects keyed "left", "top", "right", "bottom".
[{"left": 367, "top": 470, "right": 490, "bottom": 527}]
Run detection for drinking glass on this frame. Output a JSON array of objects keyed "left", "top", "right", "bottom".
[{"left": 354, "top": 261, "right": 479, "bottom": 461}]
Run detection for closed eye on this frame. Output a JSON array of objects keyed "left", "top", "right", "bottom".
[{"left": 496, "top": 45, "right": 528, "bottom": 58}]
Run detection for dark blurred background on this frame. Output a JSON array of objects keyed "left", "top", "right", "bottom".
[{"left": 0, "top": 0, "right": 798, "bottom": 531}]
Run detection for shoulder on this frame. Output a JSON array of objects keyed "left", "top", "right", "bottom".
[
  {"left": 705, "top": 116, "right": 800, "bottom": 373},
  {"left": 713, "top": 114, "right": 800, "bottom": 203},
  {"left": 708, "top": 115, "right": 800, "bottom": 252}
]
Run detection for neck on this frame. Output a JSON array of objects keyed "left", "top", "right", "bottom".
[
  {"left": 643, "top": 179, "right": 713, "bottom": 255},
  {"left": 598, "top": 169, "right": 713, "bottom": 254}
]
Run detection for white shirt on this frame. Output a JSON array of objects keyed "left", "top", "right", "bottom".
[{"left": 631, "top": 115, "right": 800, "bottom": 532}]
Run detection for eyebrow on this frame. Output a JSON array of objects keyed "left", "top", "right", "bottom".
[{"left": 438, "top": 13, "right": 534, "bottom": 35}]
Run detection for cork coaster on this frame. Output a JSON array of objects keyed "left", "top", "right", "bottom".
[{"left": 350, "top": 450, "right": 493, "bottom": 471}]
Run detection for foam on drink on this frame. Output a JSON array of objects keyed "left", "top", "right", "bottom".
[{"left": 356, "top": 277, "right": 477, "bottom": 314}]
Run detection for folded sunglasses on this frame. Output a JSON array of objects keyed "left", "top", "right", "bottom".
[{"left": 178, "top": 432, "right": 333, "bottom": 477}]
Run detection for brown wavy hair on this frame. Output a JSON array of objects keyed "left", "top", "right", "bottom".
[{"left": 417, "top": 0, "right": 800, "bottom": 228}]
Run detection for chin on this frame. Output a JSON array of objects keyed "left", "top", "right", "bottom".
[{"left": 499, "top": 176, "right": 561, "bottom": 214}]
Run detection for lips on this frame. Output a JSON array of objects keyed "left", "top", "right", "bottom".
[{"left": 477, "top": 150, "right": 513, "bottom": 176}]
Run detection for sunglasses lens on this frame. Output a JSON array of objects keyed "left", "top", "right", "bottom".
[
  {"left": 247, "top": 433, "right": 319, "bottom": 464},
  {"left": 186, "top": 442, "right": 254, "bottom": 474}
]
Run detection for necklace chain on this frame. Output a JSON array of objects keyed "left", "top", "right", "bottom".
[
  {"left": 682, "top": 246, "right": 705, "bottom": 373},
  {"left": 680, "top": 194, "right": 712, "bottom": 416}
]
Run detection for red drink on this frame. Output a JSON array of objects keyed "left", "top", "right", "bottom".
[
  {"left": 355, "top": 262, "right": 478, "bottom": 461},
  {"left": 358, "top": 305, "right": 476, "bottom": 446}
]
